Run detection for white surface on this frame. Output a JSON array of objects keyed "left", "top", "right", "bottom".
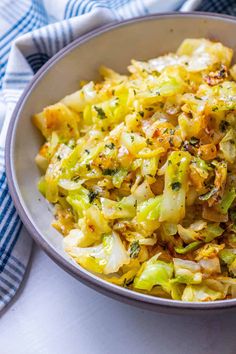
[{"left": 0, "top": 245, "right": 236, "bottom": 354}]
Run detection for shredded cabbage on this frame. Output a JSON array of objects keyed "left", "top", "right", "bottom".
[
  {"left": 64, "top": 232, "right": 130, "bottom": 274},
  {"left": 134, "top": 255, "right": 173, "bottom": 293},
  {"left": 34, "top": 38, "right": 236, "bottom": 302}
]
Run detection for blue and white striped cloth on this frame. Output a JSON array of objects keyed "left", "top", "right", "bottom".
[{"left": 0, "top": 0, "right": 233, "bottom": 312}]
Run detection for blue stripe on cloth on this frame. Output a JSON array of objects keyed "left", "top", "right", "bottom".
[
  {"left": 0, "top": 3, "right": 47, "bottom": 63},
  {"left": 0, "top": 210, "right": 22, "bottom": 262},
  {"left": 75, "top": 0, "right": 95, "bottom": 15},
  {"left": 36, "top": 30, "right": 49, "bottom": 54},
  {"left": 4, "top": 79, "right": 31, "bottom": 84},
  {"left": 1, "top": 270, "right": 20, "bottom": 290},
  {"left": 197, "top": 0, "right": 236, "bottom": 15},
  {"left": 0, "top": 171, "right": 6, "bottom": 189},
  {"left": 0, "top": 6, "right": 47, "bottom": 88},
  {"left": 60, "top": 22, "right": 68, "bottom": 48},
  {"left": 64, "top": 0, "right": 74, "bottom": 19},
  {"left": 0, "top": 284, "right": 12, "bottom": 300},
  {"left": 68, "top": 0, "right": 79, "bottom": 18},
  {"left": 11, "top": 255, "right": 26, "bottom": 272},
  {"left": 3, "top": 264, "right": 23, "bottom": 282},
  {"left": 0, "top": 222, "right": 22, "bottom": 273},
  {"left": 0, "top": 202, "right": 17, "bottom": 238},
  {"left": 67, "top": 21, "right": 74, "bottom": 43},
  {"left": 26, "top": 53, "right": 50, "bottom": 73},
  {"left": 80, "top": 0, "right": 133, "bottom": 16},
  {"left": 0, "top": 283, "right": 17, "bottom": 302},
  {"left": 44, "top": 26, "right": 53, "bottom": 56},
  {"left": 0, "top": 4, "right": 33, "bottom": 44},
  {"left": 0, "top": 10, "right": 45, "bottom": 61},
  {"left": 0, "top": 192, "right": 10, "bottom": 215},
  {"left": 0, "top": 276, "right": 17, "bottom": 293}
]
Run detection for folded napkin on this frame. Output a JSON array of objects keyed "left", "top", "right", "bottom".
[{"left": 0, "top": 0, "right": 231, "bottom": 312}]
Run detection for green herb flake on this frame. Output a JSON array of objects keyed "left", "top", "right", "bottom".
[
  {"left": 94, "top": 106, "right": 107, "bottom": 119},
  {"left": 171, "top": 181, "right": 181, "bottom": 191},
  {"left": 219, "top": 120, "right": 230, "bottom": 132},
  {"left": 72, "top": 175, "right": 80, "bottom": 182},
  {"left": 102, "top": 168, "right": 117, "bottom": 176},
  {"left": 139, "top": 111, "right": 144, "bottom": 117},
  {"left": 146, "top": 138, "right": 153, "bottom": 146},
  {"left": 130, "top": 241, "right": 140, "bottom": 258},
  {"left": 86, "top": 164, "right": 91, "bottom": 171},
  {"left": 105, "top": 142, "right": 115, "bottom": 150},
  {"left": 189, "top": 137, "right": 200, "bottom": 146},
  {"left": 88, "top": 191, "right": 98, "bottom": 203}
]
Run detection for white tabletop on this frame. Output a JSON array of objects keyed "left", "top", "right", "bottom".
[{"left": 0, "top": 244, "right": 236, "bottom": 354}]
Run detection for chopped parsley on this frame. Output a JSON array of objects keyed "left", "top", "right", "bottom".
[
  {"left": 85, "top": 149, "right": 90, "bottom": 154},
  {"left": 94, "top": 106, "right": 106, "bottom": 119},
  {"left": 139, "top": 111, "right": 144, "bottom": 117},
  {"left": 72, "top": 175, "right": 80, "bottom": 182},
  {"left": 88, "top": 191, "right": 98, "bottom": 203},
  {"left": 105, "top": 142, "right": 115, "bottom": 149},
  {"left": 86, "top": 164, "right": 91, "bottom": 171},
  {"left": 102, "top": 168, "right": 117, "bottom": 176},
  {"left": 146, "top": 138, "right": 153, "bottom": 146},
  {"left": 171, "top": 181, "right": 181, "bottom": 191},
  {"left": 189, "top": 137, "right": 200, "bottom": 146},
  {"left": 219, "top": 120, "right": 230, "bottom": 132},
  {"left": 130, "top": 241, "right": 140, "bottom": 258}
]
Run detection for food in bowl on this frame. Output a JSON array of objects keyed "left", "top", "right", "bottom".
[{"left": 33, "top": 38, "right": 236, "bottom": 302}]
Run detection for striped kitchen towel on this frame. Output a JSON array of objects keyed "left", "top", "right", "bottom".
[{"left": 0, "top": 0, "right": 232, "bottom": 312}]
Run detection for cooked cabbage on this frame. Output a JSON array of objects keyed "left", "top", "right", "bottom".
[{"left": 34, "top": 38, "right": 236, "bottom": 302}]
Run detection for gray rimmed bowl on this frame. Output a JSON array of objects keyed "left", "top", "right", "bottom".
[{"left": 6, "top": 12, "right": 236, "bottom": 314}]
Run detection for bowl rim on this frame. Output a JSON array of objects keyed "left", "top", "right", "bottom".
[{"left": 6, "top": 11, "right": 236, "bottom": 311}]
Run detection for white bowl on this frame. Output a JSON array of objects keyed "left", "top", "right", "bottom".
[{"left": 6, "top": 13, "right": 236, "bottom": 314}]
